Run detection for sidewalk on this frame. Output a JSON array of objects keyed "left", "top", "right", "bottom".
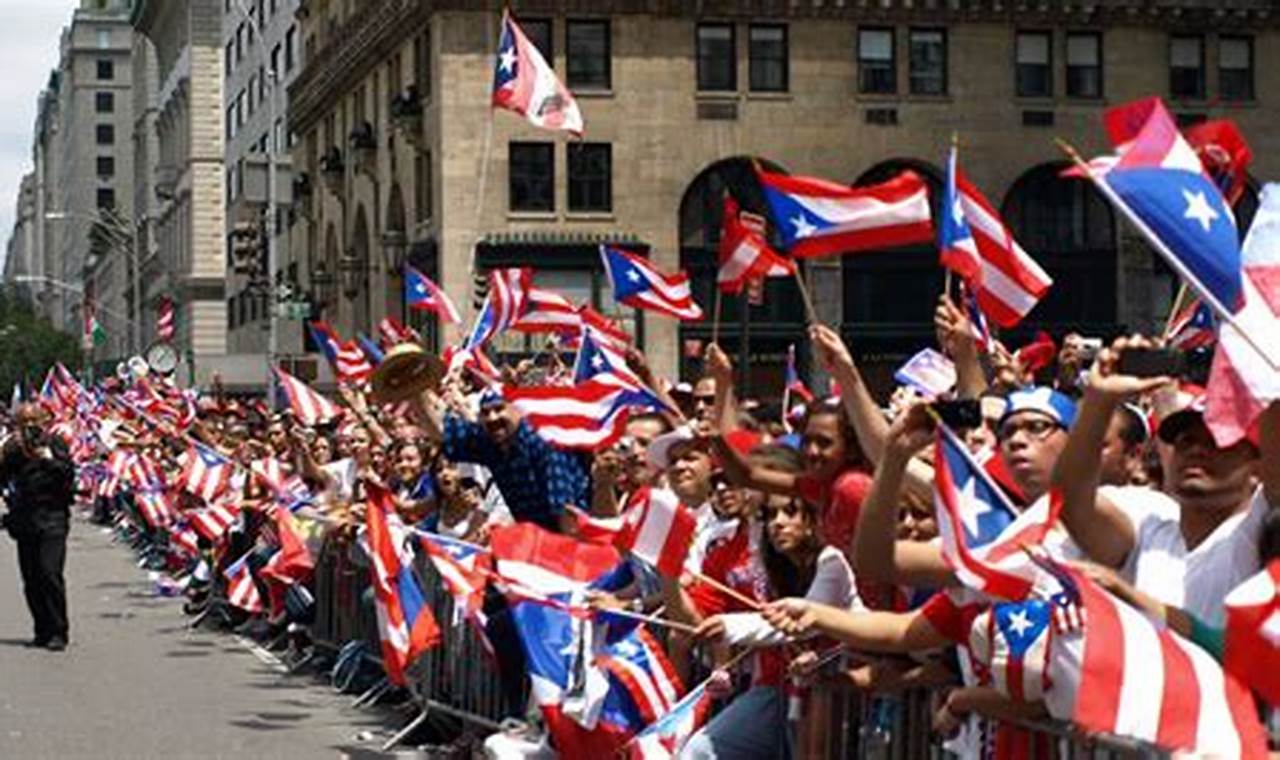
[{"left": 0, "top": 522, "right": 404, "bottom": 759}]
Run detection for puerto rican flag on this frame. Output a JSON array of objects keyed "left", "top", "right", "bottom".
[
  {"left": 156, "top": 297, "right": 175, "bottom": 341},
  {"left": 938, "top": 144, "right": 982, "bottom": 281},
  {"left": 1167, "top": 297, "right": 1217, "bottom": 351},
  {"left": 1223, "top": 560, "right": 1280, "bottom": 707},
  {"left": 573, "top": 329, "right": 648, "bottom": 391},
  {"left": 601, "top": 246, "right": 702, "bottom": 321},
  {"left": 1205, "top": 183, "right": 1280, "bottom": 446},
  {"left": 356, "top": 332, "right": 385, "bottom": 366},
  {"left": 466, "top": 267, "right": 532, "bottom": 349},
  {"left": 179, "top": 442, "right": 233, "bottom": 503},
  {"left": 1046, "top": 566, "right": 1268, "bottom": 757},
  {"left": 404, "top": 264, "right": 461, "bottom": 324},
  {"left": 513, "top": 286, "right": 582, "bottom": 335},
  {"left": 224, "top": 552, "right": 265, "bottom": 614},
  {"left": 442, "top": 344, "right": 502, "bottom": 385},
  {"left": 504, "top": 378, "right": 665, "bottom": 451},
  {"left": 717, "top": 196, "right": 793, "bottom": 294},
  {"left": 617, "top": 487, "right": 697, "bottom": 579},
  {"left": 490, "top": 522, "right": 622, "bottom": 600},
  {"left": 952, "top": 164, "right": 1052, "bottom": 328},
  {"left": 756, "top": 167, "right": 934, "bottom": 259},
  {"left": 627, "top": 679, "right": 713, "bottom": 759},
  {"left": 275, "top": 367, "right": 342, "bottom": 426},
  {"left": 893, "top": 347, "right": 956, "bottom": 399},
  {"left": 491, "top": 9, "right": 584, "bottom": 135},
  {"left": 577, "top": 306, "right": 631, "bottom": 348},
  {"left": 378, "top": 316, "right": 420, "bottom": 348},
  {"left": 783, "top": 343, "right": 813, "bottom": 403},
  {"left": 365, "top": 486, "right": 442, "bottom": 686},
  {"left": 190, "top": 499, "right": 241, "bottom": 543},
  {"left": 418, "top": 532, "right": 492, "bottom": 629},
  {"left": 309, "top": 321, "right": 373, "bottom": 385},
  {"left": 135, "top": 490, "right": 178, "bottom": 529}
]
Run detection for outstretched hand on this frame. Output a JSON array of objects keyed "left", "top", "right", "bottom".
[
  {"left": 885, "top": 402, "right": 937, "bottom": 461},
  {"left": 809, "top": 323, "right": 854, "bottom": 376},
  {"left": 762, "top": 597, "right": 818, "bottom": 638},
  {"left": 1086, "top": 336, "right": 1174, "bottom": 400}
]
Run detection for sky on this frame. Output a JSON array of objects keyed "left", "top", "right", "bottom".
[{"left": 0, "top": 0, "right": 80, "bottom": 265}]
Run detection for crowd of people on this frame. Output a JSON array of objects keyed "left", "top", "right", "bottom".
[{"left": 5, "top": 290, "right": 1279, "bottom": 758}]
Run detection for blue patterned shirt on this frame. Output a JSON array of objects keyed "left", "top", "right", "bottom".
[{"left": 441, "top": 415, "right": 589, "bottom": 531}]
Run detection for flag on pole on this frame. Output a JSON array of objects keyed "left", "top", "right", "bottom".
[
  {"left": 600, "top": 246, "right": 702, "bottom": 321},
  {"left": 491, "top": 8, "right": 584, "bottom": 135},
  {"left": 404, "top": 264, "right": 462, "bottom": 324},
  {"left": 156, "top": 297, "right": 176, "bottom": 341},
  {"left": 179, "top": 442, "right": 234, "bottom": 503},
  {"left": 616, "top": 487, "right": 697, "bottom": 578},
  {"left": 717, "top": 196, "right": 793, "bottom": 294},
  {"left": 225, "top": 553, "right": 265, "bottom": 613},
  {"left": 512, "top": 287, "right": 582, "bottom": 335},
  {"left": 465, "top": 267, "right": 532, "bottom": 348},
  {"left": 756, "top": 167, "right": 934, "bottom": 259},
  {"left": 84, "top": 302, "right": 106, "bottom": 348},
  {"left": 1167, "top": 297, "right": 1217, "bottom": 351},
  {"left": 504, "top": 379, "right": 664, "bottom": 451},
  {"left": 783, "top": 344, "right": 813, "bottom": 403},
  {"left": 274, "top": 367, "right": 343, "bottom": 426},
  {"left": 939, "top": 144, "right": 982, "bottom": 282},
  {"left": 1223, "top": 560, "right": 1280, "bottom": 706}
]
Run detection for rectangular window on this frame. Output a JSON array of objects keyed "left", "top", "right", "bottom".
[
  {"left": 97, "top": 29, "right": 111, "bottom": 49},
  {"left": 1066, "top": 32, "right": 1102, "bottom": 98},
  {"left": 568, "top": 143, "right": 612, "bottom": 212},
  {"left": 1016, "top": 31, "right": 1053, "bottom": 97},
  {"left": 566, "top": 20, "right": 611, "bottom": 90},
  {"left": 749, "top": 24, "right": 788, "bottom": 92},
  {"left": 522, "top": 19, "right": 552, "bottom": 62},
  {"left": 1170, "top": 35, "right": 1204, "bottom": 99},
  {"left": 697, "top": 24, "right": 736, "bottom": 92},
  {"left": 908, "top": 28, "right": 946, "bottom": 95},
  {"left": 226, "top": 105, "right": 235, "bottom": 140},
  {"left": 285, "top": 25, "right": 296, "bottom": 71},
  {"left": 858, "top": 28, "right": 896, "bottom": 94},
  {"left": 248, "top": 75, "right": 257, "bottom": 115},
  {"left": 415, "top": 150, "right": 432, "bottom": 223},
  {"left": 1219, "top": 36, "right": 1254, "bottom": 101},
  {"left": 95, "top": 91, "right": 114, "bottom": 113},
  {"left": 96, "top": 59, "right": 114, "bottom": 80},
  {"left": 415, "top": 28, "right": 432, "bottom": 98},
  {"left": 509, "top": 142, "right": 554, "bottom": 212},
  {"left": 235, "top": 25, "right": 244, "bottom": 63},
  {"left": 96, "top": 188, "right": 115, "bottom": 210},
  {"left": 258, "top": 65, "right": 266, "bottom": 102},
  {"left": 95, "top": 124, "right": 114, "bottom": 145},
  {"left": 96, "top": 156, "right": 114, "bottom": 177}
]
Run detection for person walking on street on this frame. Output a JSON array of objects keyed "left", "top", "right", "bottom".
[{"left": 1, "top": 403, "right": 77, "bottom": 651}]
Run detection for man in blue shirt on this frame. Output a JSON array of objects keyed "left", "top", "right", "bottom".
[{"left": 418, "top": 387, "right": 589, "bottom": 534}]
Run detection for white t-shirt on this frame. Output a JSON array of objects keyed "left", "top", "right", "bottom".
[
  {"left": 720, "top": 546, "right": 863, "bottom": 648},
  {"left": 1120, "top": 485, "right": 1270, "bottom": 627}
]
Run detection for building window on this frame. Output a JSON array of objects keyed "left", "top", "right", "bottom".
[
  {"left": 95, "top": 91, "right": 114, "bottom": 113},
  {"left": 522, "top": 19, "right": 552, "bottom": 62},
  {"left": 1219, "top": 36, "right": 1254, "bottom": 101},
  {"left": 1169, "top": 35, "right": 1204, "bottom": 99},
  {"left": 748, "top": 24, "right": 788, "bottom": 92},
  {"left": 226, "top": 41, "right": 235, "bottom": 76},
  {"left": 226, "top": 105, "right": 235, "bottom": 140},
  {"left": 248, "top": 75, "right": 257, "bottom": 115},
  {"left": 697, "top": 24, "right": 736, "bottom": 92},
  {"left": 414, "top": 27, "right": 432, "bottom": 99},
  {"left": 235, "top": 25, "right": 244, "bottom": 63},
  {"left": 96, "top": 188, "right": 115, "bottom": 210},
  {"left": 95, "top": 124, "right": 114, "bottom": 145},
  {"left": 1066, "top": 32, "right": 1102, "bottom": 98},
  {"left": 285, "top": 25, "right": 296, "bottom": 71},
  {"left": 258, "top": 65, "right": 266, "bottom": 101},
  {"left": 509, "top": 142, "right": 554, "bottom": 212},
  {"left": 568, "top": 143, "right": 611, "bottom": 213},
  {"left": 1016, "top": 31, "right": 1053, "bottom": 97},
  {"left": 415, "top": 150, "right": 433, "bottom": 223},
  {"left": 908, "top": 28, "right": 946, "bottom": 95},
  {"left": 270, "top": 43, "right": 281, "bottom": 78},
  {"left": 858, "top": 28, "right": 896, "bottom": 94},
  {"left": 96, "top": 59, "right": 114, "bottom": 80},
  {"left": 96, "top": 29, "right": 111, "bottom": 49},
  {"left": 96, "top": 156, "right": 114, "bottom": 178},
  {"left": 566, "top": 20, "right": 611, "bottom": 90}
]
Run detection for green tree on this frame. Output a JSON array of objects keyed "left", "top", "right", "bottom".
[{"left": 0, "top": 289, "right": 84, "bottom": 396}]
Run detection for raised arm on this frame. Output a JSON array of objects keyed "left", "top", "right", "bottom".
[
  {"left": 705, "top": 343, "right": 797, "bottom": 496},
  {"left": 1051, "top": 338, "right": 1171, "bottom": 568},
  {"left": 340, "top": 386, "right": 393, "bottom": 449},
  {"left": 935, "top": 294, "right": 988, "bottom": 400},
  {"left": 763, "top": 599, "right": 949, "bottom": 654}
]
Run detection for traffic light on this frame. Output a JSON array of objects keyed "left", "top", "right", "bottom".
[{"left": 230, "top": 221, "right": 263, "bottom": 276}]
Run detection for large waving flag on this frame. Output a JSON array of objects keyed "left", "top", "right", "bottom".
[
  {"left": 466, "top": 267, "right": 532, "bottom": 348},
  {"left": 1223, "top": 560, "right": 1280, "bottom": 706},
  {"left": 757, "top": 167, "right": 933, "bottom": 259},
  {"left": 938, "top": 144, "right": 981, "bottom": 282},
  {"left": 717, "top": 196, "right": 793, "bottom": 294},
  {"left": 1084, "top": 98, "right": 1245, "bottom": 326},
  {"left": 627, "top": 679, "right": 713, "bottom": 759},
  {"left": 600, "top": 246, "right": 702, "bottom": 321},
  {"left": 491, "top": 9, "right": 584, "bottom": 135},
  {"left": 418, "top": 533, "right": 492, "bottom": 629},
  {"left": 490, "top": 523, "right": 621, "bottom": 599},
  {"left": 404, "top": 265, "right": 461, "bottom": 324},
  {"left": 179, "top": 442, "right": 233, "bottom": 503},
  {"left": 274, "top": 367, "right": 343, "bottom": 426},
  {"left": 1205, "top": 183, "right": 1280, "bottom": 445},
  {"left": 365, "top": 486, "right": 442, "bottom": 686},
  {"left": 505, "top": 379, "right": 665, "bottom": 451},
  {"left": 308, "top": 321, "right": 373, "bottom": 385},
  {"left": 616, "top": 487, "right": 697, "bottom": 579},
  {"left": 1046, "top": 566, "right": 1268, "bottom": 758},
  {"left": 573, "top": 329, "right": 645, "bottom": 389},
  {"left": 224, "top": 552, "right": 265, "bottom": 613},
  {"left": 512, "top": 286, "right": 581, "bottom": 335}
]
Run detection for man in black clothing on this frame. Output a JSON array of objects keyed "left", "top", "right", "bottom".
[{"left": 1, "top": 403, "right": 77, "bottom": 650}]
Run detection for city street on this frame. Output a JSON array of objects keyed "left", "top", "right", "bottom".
[{"left": 0, "top": 522, "right": 407, "bottom": 759}]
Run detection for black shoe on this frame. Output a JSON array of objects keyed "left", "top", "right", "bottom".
[
  {"left": 44, "top": 637, "right": 67, "bottom": 652},
  {"left": 26, "top": 636, "right": 50, "bottom": 648}
]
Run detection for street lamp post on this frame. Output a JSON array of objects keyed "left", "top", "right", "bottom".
[
  {"left": 44, "top": 208, "right": 142, "bottom": 355},
  {"left": 233, "top": 0, "right": 280, "bottom": 408}
]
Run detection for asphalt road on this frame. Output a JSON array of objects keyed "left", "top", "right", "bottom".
[{"left": 0, "top": 521, "right": 414, "bottom": 759}]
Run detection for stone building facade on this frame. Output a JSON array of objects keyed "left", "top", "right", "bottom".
[{"left": 287, "top": 0, "right": 1279, "bottom": 391}]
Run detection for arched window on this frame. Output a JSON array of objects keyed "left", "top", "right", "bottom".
[
  {"left": 678, "top": 157, "right": 804, "bottom": 391},
  {"left": 1001, "top": 163, "right": 1117, "bottom": 334},
  {"left": 841, "top": 159, "right": 944, "bottom": 340}
]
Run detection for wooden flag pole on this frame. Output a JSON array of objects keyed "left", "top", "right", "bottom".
[
  {"left": 791, "top": 264, "right": 821, "bottom": 326},
  {"left": 686, "top": 570, "right": 763, "bottom": 610},
  {"left": 1162, "top": 281, "right": 1190, "bottom": 343}
]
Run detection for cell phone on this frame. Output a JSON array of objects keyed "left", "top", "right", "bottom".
[
  {"left": 932, "top": 399, "right": 983, "bottom": 430},
  {"left": 1117, "top": 348, "right": 1185, "bottom": 379},
  {"left": 1077, "top": 337, "right": 1104, "bottom": 362}
]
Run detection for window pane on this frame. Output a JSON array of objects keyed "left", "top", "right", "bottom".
[
  {"left": 749, "top": 24, "right": 788, "bottom": 92},
  {"left": 568, "top": 143, "right": 611, "bottom": 212},
  {"left": 858, "top": 28, "right": 896, "bottom": 94},
  {"left": 567, "top": 20, "right": 610, "bottom": 90},
  {"left": 908, "top": 29, "right": 945, "bottom": 95},
  {"left": 1016, "top": 32, "right": 1052, "bottom": 96},
  {"left": 697, "top": 24, "right": 736, "bottom": 91},
  {"left": 1066, "top": 34, "right": 1098, "bottom": 65},
  {"left": 1220, "top": 38, "right": 1253, "bottom": 101},
  {"left": 1220, "top": 37, "right": 1250, "bottom": 69},
  {"left": 1016, "top": 33, "right": 1049, "bottom": 64},
  {"left": 1170, "top": 37, "right": 1201, "bottom": 67},
  {"left": 1066, "top": 33, "right": 1101, "bottom": 97},
  {"left": 1170, "top": 36, "right": 1204, "bottom": 98},
  {"left": 509, "top": 142, "right": 554, "bottom": 212}
]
